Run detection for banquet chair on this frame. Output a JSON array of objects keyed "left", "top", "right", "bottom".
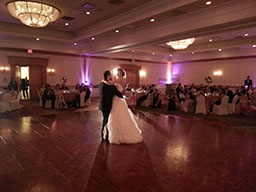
[
  {"left": 10, "top": 92, "right": 21, "bottom": 110},
  {"left": 80, "top": 91, "right": 86, "bottom": 107},
  {"left": 0, "top": 94, "right": 11, "bottom": 113},
  {"left": 195, "top": 95, "right": 206, "bottom": 114},
  {"left": 213, "top": 95, "right": 229, "bottom": 115},
  {"left": 228, "top": 95, "right": 239, "bottom": 114},
  {"left": 37, "top": 91, "right": 51, "bottom": 108}
]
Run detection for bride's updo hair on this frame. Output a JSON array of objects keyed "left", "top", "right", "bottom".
[{"left": 117, "top": 68, "right": 126, "bottom": 77}]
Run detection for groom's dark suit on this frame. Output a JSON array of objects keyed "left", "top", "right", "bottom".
[{"left": 99, "top": 81, "right": 123, "bottom": 140}]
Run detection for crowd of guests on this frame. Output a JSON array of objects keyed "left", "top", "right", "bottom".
[
  {"left": 135, "top": 76, "right": 256, "bottom": 116},
  {"left": 40, "top": 83, "right": 91, "bottom": 109}
]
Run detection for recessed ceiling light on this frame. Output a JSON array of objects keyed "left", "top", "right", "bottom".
[
  {"left": 36, "top": 37, "right": 40, "bottom": 41},
  {"left": 86, "top": 11, "right": 90, "bottom": 15},
  {"left": 169, "top": 54, "right": 172, "bottom": 57},
  {"left": 206, "top": 1, "right": 212, "bottom": 5},
  {"left": 152, "top": 52, "right": 155, "bottom": 55},
  {"left": 74, "top": 42, "right": 77, "bottom": 46},
  {"left": 192, "top": 52, "right": 194, "bottom": 54},
  {"left": 132, "top": 50, "right": 135, "bottom": 52},
  {"left": 150, "top": 18, "right": 155, "bottom": 22},
  {"left": 245, "top": 33, "right": 249, "bottom": 37},
  {"left": 253, "top": 45, "right": 256, "bottom": 48},
  {"left": 219, "top": 48, "right": 222, "bottom": 52},
  {"left": 209, "top": 39, "right": 213, "bottom": 42},
  {"left": 91, "top": 37, "right": 95, "bottom": 40},
  {"left": 115, "top": 29, "right": 119, "bottom": 33},
  {"left": 65, "top": 22, "right": 69, "bottom": 26}
]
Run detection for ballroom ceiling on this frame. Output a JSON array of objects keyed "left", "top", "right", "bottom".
[{"left": 0, "top": 0, "right": 256, "bottom": 58}]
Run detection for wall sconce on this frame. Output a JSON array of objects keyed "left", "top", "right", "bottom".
[
  {"left": 139, "top": 70, "right": 146, "bottom": 77},
  {"left": 213, "top": 70, "right": 223, "bottom": 77},
  {"left": 47, "top": 68, "right": 56, "bottom": 75},
  {"left": 0, "top": 66, "right": 10, "bottom": 74}
]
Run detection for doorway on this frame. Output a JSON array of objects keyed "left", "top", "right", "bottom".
[
  {"left": 8, "top": 56, "right": 48, "bottom": 100},
  {"left": 15, "top": 66, "right": 30, "bottom": 100}
]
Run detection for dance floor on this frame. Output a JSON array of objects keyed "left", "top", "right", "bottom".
[{"left": 0, "top": 108, "right": 256, "bottom": 192}]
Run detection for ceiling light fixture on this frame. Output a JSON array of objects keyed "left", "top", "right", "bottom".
[
  {"left": 36, "top": 37, "right": 40, "bottom": 41},
  {"left": 169, "top": 54, "right": 172, "bottom": 57},
  {"left": 209, "top": 39, "right": 213, "bottom": 42},
  {"left": 86, "top": 11, "right": 90, "bottom": 15},
  {"left": 192, "top": 52, "right": 194, "bottom": 55},
  {"left": 245, "top": 33, "right": 249, "bottom": 37},
  {"left": 253, "top": 45, "right": 256, "bottom": 48},
  {"left": 150, "top": 18, "right": 155, "bottom": 22},
  {"left": 91, "top": 37, "right": 95, "bottom": 40},
  {"left": 74, "top": 42, "right": 77, "bottom": 46},
  {"left": 167, "top": 38, "right": 195, "bottom": 50},
  {"left": 132, "top": 50, "right": 135, "bottom": 52},
  {"left": 115, "top": 29, "right": 119, "bottom": 33},
  {"left": 7, "top": 1, "right": 60, "bottom": 27},
  {"left": 219, "top": 48, "right": 222, "bottom": 52},
  {"left": 152, "top": 52, "right": 155, "bottom": 55},
  {"left": 65, "top": 22, "right": 69, "bottom": 26},
  {"left": 206, "top": 1, "right": 212, "bottom": 5}
]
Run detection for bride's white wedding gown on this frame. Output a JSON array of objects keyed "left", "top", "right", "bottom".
[{"left": 108, "top": 83, "right": 143, "bottom": 144}]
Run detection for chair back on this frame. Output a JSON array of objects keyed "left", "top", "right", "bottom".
[
  {"left": 3, "top": 94, "right": 11, "bottom": 103},
  {"left": 16, "top": 92, "right": 21, "bottom": 102},
  {"left": 221, "top": 95, "right": 229, "bottom": 106},
  {"left": 232, "top": 95, "right": 239, "bottom": 104},
  {"left": 37, "top": 90, "right": 42, "bottom": 100}
]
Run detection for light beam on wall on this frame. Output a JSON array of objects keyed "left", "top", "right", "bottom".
[{"left": 166, "top": 62, "right": 172, "bottom": 84}]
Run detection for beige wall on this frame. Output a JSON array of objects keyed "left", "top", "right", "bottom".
[
  {"left": 0, "top": 51, "right": 84, "bottom": 88},
  {"left": 86, "top": 57, "right": 168, "bottom": 86},
  {"left": 172, "top": 58, "right": 256, "bottom": 86},
  {"left": 0, "top": 51, "right": 168, "bottom": 89}
]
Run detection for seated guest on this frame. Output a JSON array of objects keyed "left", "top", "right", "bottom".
[
  {"left": 84, "top": 85, "right": 91, "bottom": 104},
  {"left": 244, "top": 75, "right": 253, "bottom": 90},
  {"left": 40, "top": 83, "right": 46, "bottom": 96},
  {"left": 136, "top": 94, "right": 148, "bottom": 106},
  {"left": 61, "top": 83, "right": 69, "bottom": 91},
  {"left": 129, "top": 92, "right": 137, "bottom": 107},
  {"left": 237, "top": 90, "right": 249, "bottom": 115},
  {"left": 54, "top": 84, "right": 67, "bottom": 109},
  {"left": 168, "top": 89, "right": 176, "bottom": 111},
  {"left": 183, "top": 92, "right": 195, "bottom": 112},
  {"left": 73, "top": 85, "right": 81, "bottom": 108},
  {"left": 226, "top": 86, "right": 233, "bottom": 103},
  {"left": 152, "top": 89, "right": 162, "bottom": 108},
  {"left": 9, "top": 88, "right": 18, "bottom": 100},
  {"left": 8, "top": 78, "right": 18, "bottom": 91},
  {"left": 42, "top": 84, "right": 55, "bottom": 109},
  {"left": 125, "top": 83, "right": 132, "bottom": 91},
  {"left": 73, "top": 83, "right": 80, "bottom": 92}
]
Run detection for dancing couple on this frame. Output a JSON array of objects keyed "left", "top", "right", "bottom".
[{"left": 99, "top": 68, "right": 143, "bottom": 144}]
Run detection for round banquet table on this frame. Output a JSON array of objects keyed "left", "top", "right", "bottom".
[{"left": 62, "top": 91, "right": 76, "bottom": 103}]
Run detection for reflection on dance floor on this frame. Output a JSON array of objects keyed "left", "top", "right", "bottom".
[{"left": 0, "top": 110, "right": 256, "bottom": 192}]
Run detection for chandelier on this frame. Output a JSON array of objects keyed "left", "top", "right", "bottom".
[
  {"left": 7, "top": 1, "right": 60, "bottom": 27},
  {"left": 166, "top": 38, "right": 195, "bottom": 50}
]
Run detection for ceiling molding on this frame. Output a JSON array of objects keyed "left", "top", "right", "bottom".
[
  {"left": 79, "top": 0, "right": 256, "bottom": 54},
  {"left": 75, "top": 0, "right": 200, "bottom": 41}
]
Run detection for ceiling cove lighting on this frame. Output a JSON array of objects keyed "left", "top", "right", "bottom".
[
  {"left": 7, "top": 1, "right": 60, "bottom": 27},
  {"left": 167, "top": 38, "right": 195, "bottom": 50}
]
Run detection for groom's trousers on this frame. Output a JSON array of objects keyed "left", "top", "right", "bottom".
[{"left": 101, "top": 111, "right": 110, "bottom": 139}]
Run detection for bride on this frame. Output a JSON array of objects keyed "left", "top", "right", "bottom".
[{"left": 108, "top": 68, "right": 143, "bottom": 144}]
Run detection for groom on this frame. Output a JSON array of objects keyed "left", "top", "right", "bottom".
[{"left": 99, "top": 70, "right": 123, "bottom": 142}]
